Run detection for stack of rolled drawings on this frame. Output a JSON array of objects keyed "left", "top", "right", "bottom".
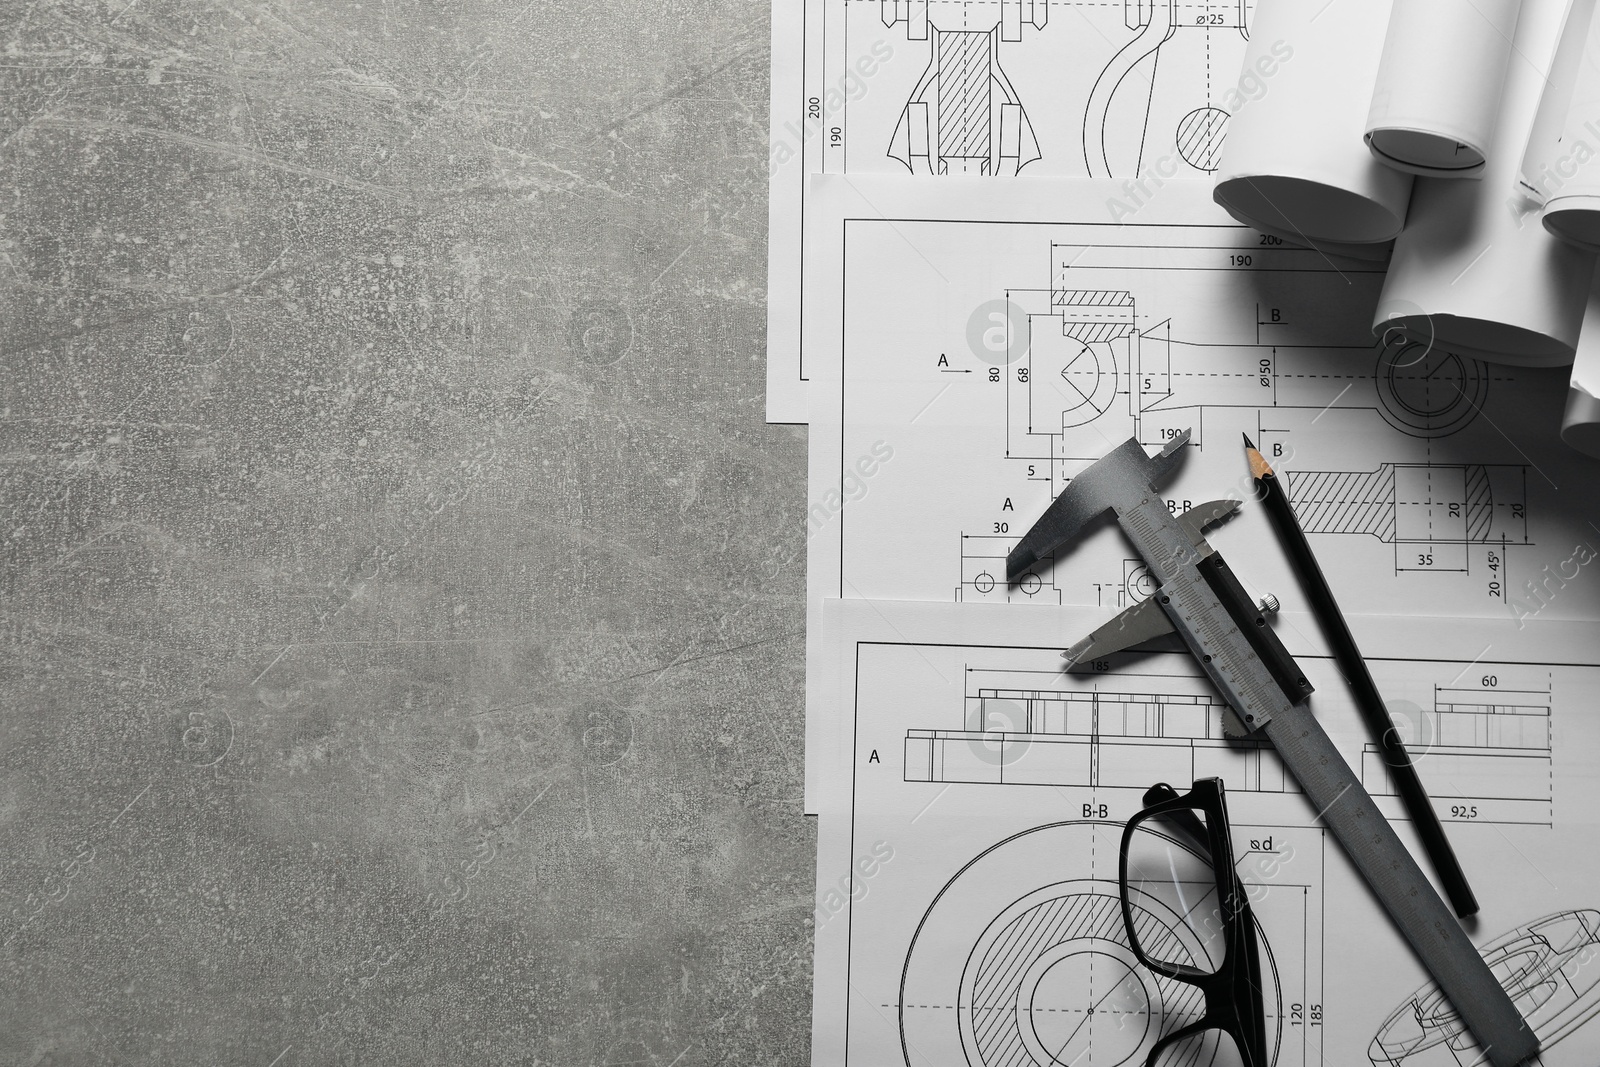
[{"left": 1215, "top": 0, "right": 1600, "bottom": 454}]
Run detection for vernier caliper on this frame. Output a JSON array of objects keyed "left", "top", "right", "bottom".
[{"left": 1007, "top": 433, "right": 1537, "bottom": 1067}]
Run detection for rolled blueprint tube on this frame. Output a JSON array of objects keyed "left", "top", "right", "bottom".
[
  {"left": 1517, "top": 0, "right": 1596, "bottom": 205},
  {"left": 1214, "top": 0, "right": 1413, "bottom": 247},
  {"left": 1365, "top": 0, "right": 1522, "bottom": 177},
  {"left": 1562, "top": 273, "right": 1600, "bottom": 456},
  {"left": 1376, "top": 0, "right": 1597, "bottom": 368},
  {"left": 1539, "top": 1, "right": 1600, "bottom": 249}
]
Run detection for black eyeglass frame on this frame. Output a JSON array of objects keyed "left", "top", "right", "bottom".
[{"left": 1117, "top": 777, "right": 1269, "bottom": 1067}]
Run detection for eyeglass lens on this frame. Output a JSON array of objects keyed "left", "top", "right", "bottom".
[{"left": 1123, "top": 808, "right": 1230, "bottom": 976}]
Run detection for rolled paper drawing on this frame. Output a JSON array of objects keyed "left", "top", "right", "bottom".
[
  {"left": 1214, "top": 0, "right": 1413, "bottom": 247},
  {"left": 1562, "top": 273, "right": 1600, "bottom": 456},
  {"left": 1516, "top": 0, "right": 1596, "bottom": 207},
  {"left": 1365, "top": 0, "right": 1523, "bottom": 177},
  {"left": 1532, "top": 1, "right": 1600, "bottom": 248},
  {"left": 1377, "top": 0, "right": 1597, "bottom": 368}
]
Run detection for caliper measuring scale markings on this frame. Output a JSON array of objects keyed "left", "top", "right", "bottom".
[{"left": 1006, "top": 433, "right": 1538, "bottom": 1067}]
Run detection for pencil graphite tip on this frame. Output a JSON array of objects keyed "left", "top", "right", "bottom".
[
  {"left": 1245, "top": 438, "right": 1273, "bottom": 480},
  {"left": 1242, "top": 433, "right": 1256, "bottom": 449}
]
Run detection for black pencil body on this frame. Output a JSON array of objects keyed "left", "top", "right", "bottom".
[{"left": 1253, "top": 461, "right": 1480, "bottom": 918}]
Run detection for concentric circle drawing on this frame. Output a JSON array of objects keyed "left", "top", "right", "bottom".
[
  {"left": 1125, "top": 563, "right": 1158, "bottom": 602},
  {"left": 1374, "top": 341, "right": 1488, "bottom": 438},
  {"left": 900, "top": 822, "right": 1282, "bottom": 1067},
  {"left": 1176, "top": 107, "right": 1229, "bottom": 172},
  {"left": 1056, "top": 342, "right": 1120, "bottom": 429}
]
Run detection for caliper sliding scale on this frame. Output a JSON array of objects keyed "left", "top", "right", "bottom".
[{"left": 1007, "top": 433, "right": 1537, "bottom": 1067}]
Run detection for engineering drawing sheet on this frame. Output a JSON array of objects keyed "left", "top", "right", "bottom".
[
  {"left": 798, "top": 176, "right": 1600, "bottom": 810},
  {"left": 811, "top": 600, "right": 1600, "bottom": 1067},
  {"left": 768, "top": 0, "right": 1262, "bottom": 420},
  {"left": 821, "top": 0, "right": 1258, "bottom": 179}
]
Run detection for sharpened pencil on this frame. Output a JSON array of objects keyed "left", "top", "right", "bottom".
[{"left": 1244, "top": 434, "right": 1479, "bottom": 918}]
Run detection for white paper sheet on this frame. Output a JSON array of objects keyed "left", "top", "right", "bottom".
[
  {"left": 1213, "top": 0, "right": 1413, "bottom": 246},
  {"left": 1378, "top": 0, "right": 1598, "bottom": 368},
  {"left": 811, "top": 596, "right": 1600, "bottom": 1067},
  {"left": 1365, "top": 0, "right": 1522, "bottom": 178},
  {"left": 766, "top": 0, "right": 809, "bottom": 423},
  {"left": 766, "top": 0, "right": 1263, "bottom": 422},
  {"left": 798, "top": 174, "right": 1600, "bottom": 813}
]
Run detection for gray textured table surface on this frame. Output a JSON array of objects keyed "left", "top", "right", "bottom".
[{"left": 0, "top": 2, "right": 810, "bottom": 1063}]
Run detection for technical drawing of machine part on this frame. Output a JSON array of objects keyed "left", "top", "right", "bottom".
[
  {"left": 1024, "top": 290, "right": 1494, "bottom": 448},
  {"left": 1085, "top": 0, "right": 1254, "bottom": 178},
  {"left": 1369, "top": 910, "right": 1600, "bottom": 1066},
  {"left": 958, "top": 535, "right": 1060, "bottom": 603},
  {"left": 906, "top": 686, "right": 1289, "bottom": 792},
  {"left": 1363, "top": 686, "right": 1552, "bottom": 826},
  {"left": 1001, "top": 240, "right": 1496, "bottom": 453},
  {"left": 906, "top": 680, "right": 1553, "bottom": 824},
  {"left": 1123, "top": 559, "right": 1158, "bottom": 601},
  {"left": 996, "top": 267, "right": 1537, "bottom": 593},
  {"left": 882, "top": 0, "right": 1045, "bottom": 175},
  {"left": 1289, "top": 465, "right": 1495, "bottom": 544},
  {"left": 1373, "top": 342, "right": 1489, "bottom": 438},
  {"left": 1285, "top": 464, "right": 1529, "bottom": 573},
  {"left": 899, "top": 821, "right": 1288, "bottom": 1067},
  {"left": 1049, "top": 288, "right": 1132, "bottom": 428},
  {"left": 1005, "top": 434, "right": 1539, "bottom": 1067}
]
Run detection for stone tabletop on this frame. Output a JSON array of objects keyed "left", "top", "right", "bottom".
[{"left": 0, "top": 2, "right": 810, "bottom": 1062}]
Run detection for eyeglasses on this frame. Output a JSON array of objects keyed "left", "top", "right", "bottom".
[{"left": 1118, "top": 777, "right": 1270, "bottom": 1067}]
